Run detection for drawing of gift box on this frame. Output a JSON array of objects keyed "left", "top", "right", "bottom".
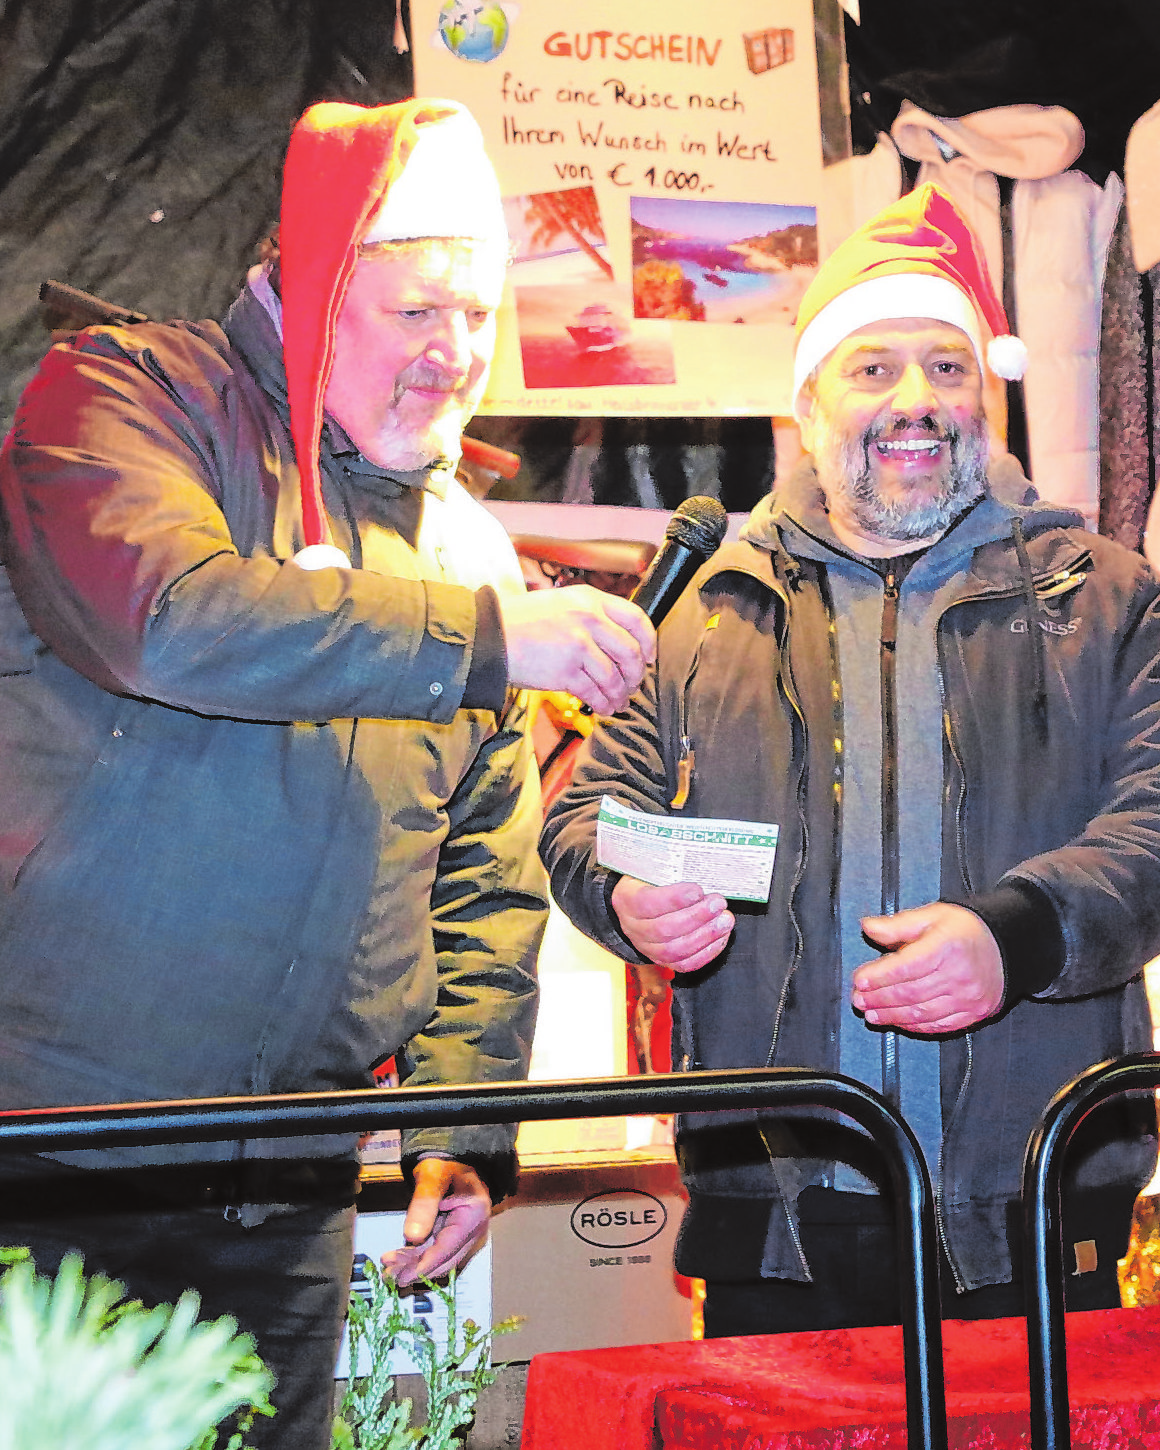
[{"left": 743, "top": 28, "right": 794, "bottom": 74}]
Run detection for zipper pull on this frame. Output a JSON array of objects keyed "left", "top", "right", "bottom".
[
  {"left": 1033, "top": 550, "right": 1091, "bottom": 599},
  {"left": 1035, "top": 570, "right": 1087, "bottom": 600},
  {"left": 882, "top": 566, "right": 899, "bottom": 652},
  {"left": 670, "top": 735, "right": 694, "bottom": 809}
]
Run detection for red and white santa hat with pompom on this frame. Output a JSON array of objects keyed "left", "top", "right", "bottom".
[
  {"left": 278, "top": 98, "right": 507, "bottom": 569},
  {"left": 792, "top": 182, "right": 1028, "bottom": 415}
]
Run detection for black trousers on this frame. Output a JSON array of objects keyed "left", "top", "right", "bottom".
[
  {"left": 0, "top": 1157, "right": 359, "bottom": 1450},
  {"left": 703, "top": 1185, "right": 1136, "bottom": 1339}
]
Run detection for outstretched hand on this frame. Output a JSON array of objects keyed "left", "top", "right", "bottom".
[
  {"left": 380, "top": 1158, "right": 491, "bottom": 1288},
  {"left": 611, "top": 875, "right": 734, "bottom": 974},
  {"left": 499, "top": 585, "right": 655, "bottom": 715},
  {"left": 851, "top": 902, "right": 1004, "bottom": 1035}
]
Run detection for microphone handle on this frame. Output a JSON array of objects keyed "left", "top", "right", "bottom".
[
  {"left": 573, "top": 540, "right": 704, "bottom": 716},
  {"left": 630, "top": 542, "right": 701, "bottom": 626}
]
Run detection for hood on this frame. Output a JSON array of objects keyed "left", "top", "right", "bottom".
[
  {"left": 741, "top": 452, "right": 1085, "bottom": 558},
  {"left": 742, "top": 452, "right": 1089, "bottom": 745}
]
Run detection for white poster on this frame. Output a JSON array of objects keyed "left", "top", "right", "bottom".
[{"left": 413, "top": 0, "right": 845, "bottom": 417}]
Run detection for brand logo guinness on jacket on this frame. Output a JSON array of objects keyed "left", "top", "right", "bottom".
[{"left": 1010, "top": 615, "right": 1082, "bottom": 637}]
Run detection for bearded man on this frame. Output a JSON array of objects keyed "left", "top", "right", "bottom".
[
  {"left": 541, "top": 184, "right": 1160, "bottom": 1335},
  {"left": 0, "top": 98, "right": 655, "bottom": 1449}
]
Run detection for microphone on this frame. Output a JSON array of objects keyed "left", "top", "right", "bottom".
[
  {"left": 577, "top": 496, "right": 728, "bottom": 716},
  {"left": 631, "top": 495, "right": 729, "bottom": 625}
]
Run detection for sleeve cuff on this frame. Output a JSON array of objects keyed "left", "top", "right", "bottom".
[
  {"left": 960, "top": 879, "right": 1064, "bottom": 1007},
  {"left": 462, "top": 585, "right": 508, "bottom": 713},
  {"left": 400, "top": 1147, "right": 519, "bottom": 1206},
  {"left": 601, "top": 868, "right": 650, "bottom": 964}
]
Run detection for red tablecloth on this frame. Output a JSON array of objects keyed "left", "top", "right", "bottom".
[{"left": 520, "top": 1305, "right": 1160, "bottom": 1449}]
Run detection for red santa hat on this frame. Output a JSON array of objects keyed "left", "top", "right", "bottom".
[
  {"left": 792, "top": 182, "right": 1028, "bottom": 413},
  {"left": 278, "top": 98, "right": 507, "bottom": 569}
]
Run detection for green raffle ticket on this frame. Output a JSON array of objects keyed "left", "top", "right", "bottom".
[{"left": 596, "top": 796, "right": 779, "bottom": 903}]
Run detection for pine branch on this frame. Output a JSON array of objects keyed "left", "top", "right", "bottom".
[
  {"left": 333, "top": 1259, "right": 522, "bottom": 1450},
  {"left": 0, "top": 1248, "right": 275, "bottom": 1450}
]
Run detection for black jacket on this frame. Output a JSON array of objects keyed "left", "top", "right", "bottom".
[
  {"left": 0, "top": 287, "right": 545, "bottom": 1192},
  {"left": 542, "top": 465, "right": 1160, "bottom": 1289}
]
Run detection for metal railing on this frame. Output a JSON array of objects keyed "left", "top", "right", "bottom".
[
  {"left": 1022, "top": 1050, "right": 1160, "bottom": 1450},
  {"left": 0, "top": 1067, "right": 948, "bottom": 1449}
]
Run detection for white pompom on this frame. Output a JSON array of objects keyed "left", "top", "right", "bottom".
[
  {"left": 292, "top": 543, "right": 352, "bottom": 570},
  {"left": 987, "top": 334, "right": 1029, "bottom": 382}
]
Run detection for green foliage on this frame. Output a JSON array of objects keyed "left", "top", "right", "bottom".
[
  {"left": 0, "top": 1246, "right": 275, "bottom": 1450},
  {"left": 334, "top": 1260, "right": 521, "bottom": 1450}
]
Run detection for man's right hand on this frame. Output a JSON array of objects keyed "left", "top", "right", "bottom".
[
  {"left": 611, "top": 876, "right": 734, "bottom": 973},
  {"left": 499, "top": 585, "right": 655, "bottom": 715}
]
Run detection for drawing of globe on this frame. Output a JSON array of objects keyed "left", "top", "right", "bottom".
[{"left": 438, "top": 1, "right": 509, "bottom": 62}]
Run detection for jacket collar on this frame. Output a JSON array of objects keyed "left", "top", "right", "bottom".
[{"left": 736, "top": 456, "right": 1091, "bottom": 599}]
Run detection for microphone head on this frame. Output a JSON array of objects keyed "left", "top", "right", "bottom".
[{"left": 665, "top": 496, "right": 728, "bottom": 558}]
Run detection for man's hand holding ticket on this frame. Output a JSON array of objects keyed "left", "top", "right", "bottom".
[{"left": 596, "top": 797, "right": 778, "bottom": 903}]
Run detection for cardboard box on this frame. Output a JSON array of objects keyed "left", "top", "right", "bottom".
[
  {"left": 357, "top": 1147, "right": 694, "bottom": 1364},
  {"left": 486, "top": 1149, "right": 692, "bottom": 1362}
]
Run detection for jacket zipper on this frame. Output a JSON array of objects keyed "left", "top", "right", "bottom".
[
  {"left": 879, "top": 566, "right": 901, "bottom": 1107},
  {"left": 672, "top": 616, "right": 716, "bottom": 1069},
  {"left": 934, "top": 1035, "right": 973, "bottom": 1292},
  {"left": 674, "top": 574, "right": 813, "bottom": 1276},
  {"left": 933, "top": 603, "right": 977, "bottom": 1291},
  {"left": 759, "top": 571, "right": 812, "bottom": 1276},
  {"left": 674, "top": 587, "right": 809, "bottom": 1077},
  {"left": 671, "top": 617, "right": 717, "bottom": 812},
  {"left": 1033, "top": 552, "right": 1091, "bottom": 600},
  {"left": 765, "top": 572, "right": 810, "bottom": 1072}
]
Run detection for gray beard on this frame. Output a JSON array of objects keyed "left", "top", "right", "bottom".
[{"left": 820, "top": 415, "right": 991, "bottom": 543}]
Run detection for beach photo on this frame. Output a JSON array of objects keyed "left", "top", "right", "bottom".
[
  {"left": 504, "top": 184, "right": 676, "bottom": 389},
  {"left": 630, "top": 196, "right": 818, "bottom": 325}
]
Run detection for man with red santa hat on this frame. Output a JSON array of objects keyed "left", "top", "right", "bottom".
[
  {"left": 0, "top": 98, "right": 652, "bottom": 1446},
  {"left": 543, "top": 182, "right": 1160, "bottom": 1335}
]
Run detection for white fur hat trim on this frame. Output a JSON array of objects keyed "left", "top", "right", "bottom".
[
  {"left": 793, "top": 274, "right": 985, "bottom": 410},
  {"left": 292, "top": 543, "right": 352, "bottom": 570},
  {"left": 363, "top": 108, "right": 507, "bottom": 247}
]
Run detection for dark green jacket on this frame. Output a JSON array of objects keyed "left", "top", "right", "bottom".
[
  {"left": 0, "top": 286, "right": 545, "bottom": 1194},
  {"left": 542, "top": 463, "right": 1160, "bottom": 1288}
]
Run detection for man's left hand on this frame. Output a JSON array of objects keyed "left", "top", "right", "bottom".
[
  {"left": 380, "top": 1158, "right": 491, "bottom": 1287},
  {"left": 851, "top": 903, "right": 1004, "bottom": 1035}
]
